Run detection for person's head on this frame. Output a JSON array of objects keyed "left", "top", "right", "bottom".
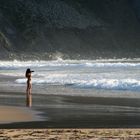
[{"left": 25, "top": 68, "right": 34, "bottom": 78}]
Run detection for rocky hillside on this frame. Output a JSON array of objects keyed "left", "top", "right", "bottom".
[{"left": 0, "top": 0, "right": 140, "bottom": 60}]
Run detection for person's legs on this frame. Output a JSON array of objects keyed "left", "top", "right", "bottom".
[
  {"left": 26, "top": 83, "right": 32, "bottom": 107},
  {"left": 28, "top": 84, "right": 32, "bottom": 107},
  {"left": 26, "top": 82, "right": 29, "bottom": 106}
]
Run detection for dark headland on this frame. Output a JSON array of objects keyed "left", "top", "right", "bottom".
[{"left": 0, "top": 0, "right": 140, "bottom": 60}]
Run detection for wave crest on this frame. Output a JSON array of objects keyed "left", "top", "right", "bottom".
[{"left": 15, "top": 78, "right": 140, "bottom": 91}]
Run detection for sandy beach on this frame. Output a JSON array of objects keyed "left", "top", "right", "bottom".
[
  {"left": 0, "top": 105, "right": 43, "bottom": 124},
  {"left": 1, "top": 91, "right": 140, "bottom": 128},
  {"left": 1, "top": 129, "right": 140, "bottom": 139},
  {"left": 0, "top": 76, "right": 140, "bottom": 138},
  {"left": 1, "top": 79, "right": 140, "bottom": 138}
]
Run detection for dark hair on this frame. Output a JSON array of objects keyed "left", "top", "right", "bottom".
[{"left": 25, "top": 68, "right": 34, "bottom": 78}]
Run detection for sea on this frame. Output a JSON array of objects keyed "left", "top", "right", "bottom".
[{"left": 0, "top": 58, "right": 140, "bottom": 98}]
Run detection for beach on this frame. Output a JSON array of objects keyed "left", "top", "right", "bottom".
[
  {"left": 1, "top": 129, "right": 140, "bottom": 139},
  {"left": 1, "top": 60, "right": 140, "bottom": 138},
  {"left": 0, "top": 105, "right": 42, "bottom": 124},
  {"left": 1, "top": 91, "right": 140, "bottom": 128},
  {"left": 1, "top": 93, "right": 140, "bottom": 138},
  {"left": 0, "top": 97, "right": 140, "bottom": 140}
]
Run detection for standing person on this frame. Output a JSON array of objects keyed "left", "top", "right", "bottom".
[{"left": 25, "top": 68, "right": 34, "bottom": 107}]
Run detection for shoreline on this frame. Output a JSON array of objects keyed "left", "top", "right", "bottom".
[
  {"left": 1, "top": 92, "right": 140, "bottom": 128},
  {"left": 0, "top": 105, "right": 44, "bottom": 125}
]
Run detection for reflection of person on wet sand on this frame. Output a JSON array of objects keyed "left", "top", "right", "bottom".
[{"left": 25, "top": 68, "right": 34, "bottom": 107}]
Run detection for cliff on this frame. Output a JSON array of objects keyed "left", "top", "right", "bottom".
[{"left": 0, "top": 0, "right": 140, "bottom": 60}]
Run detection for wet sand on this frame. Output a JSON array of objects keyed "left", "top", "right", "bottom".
[
  {"left": 1, "top": 92, "right": 140, "bottom": 139},
  {"left": 1, "top": 92, "right": 140, "bottom": 128},
  {"left": 0, "top": 105, "right": 42, "bottom": 124}
]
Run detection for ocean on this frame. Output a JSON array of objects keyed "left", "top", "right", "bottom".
[{"left": 0, "top": 58, "right": 140, "bottom": 98}]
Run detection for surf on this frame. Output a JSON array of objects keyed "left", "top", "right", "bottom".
[{"left": 5, "top": 59, "right": 138, "bottom": 92}]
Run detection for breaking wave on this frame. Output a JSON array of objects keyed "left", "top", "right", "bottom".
[
  {"left": 15, "top": 77, "right": 140, "bottom": 91},
  {"left": 0, "top": 59, "right": 140, "bottom": 69},
  {"left": 0, "top": 59, "right": 140, "bottom": 91}
]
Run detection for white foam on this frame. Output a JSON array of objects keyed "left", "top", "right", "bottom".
[
  {"left": 15, "top": 77, "right": 140, "bottom": 91},
  {"left": 0, "top": 59, "right": 140, "bottom": 70},
  {"left": 1, "top": 59, "right": 140, "bottom": 92}
]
